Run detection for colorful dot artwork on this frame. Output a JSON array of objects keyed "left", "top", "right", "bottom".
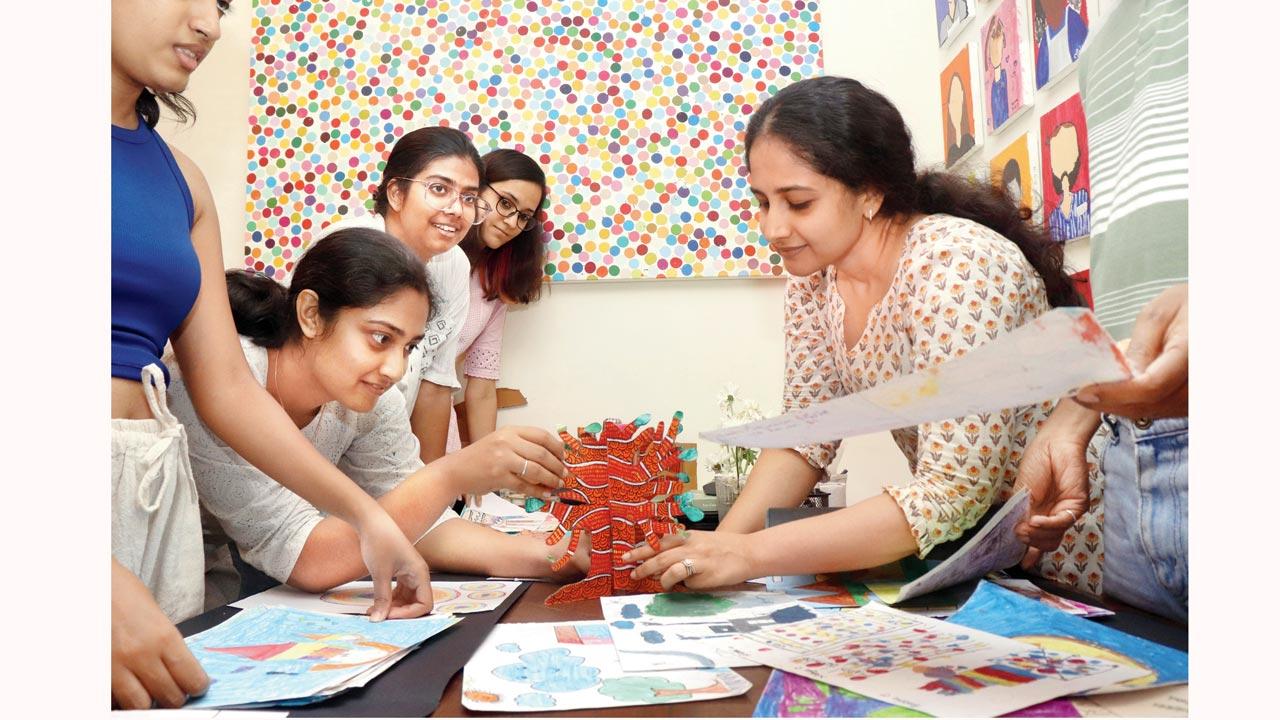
[{"left": 244, "top": 0, "right": 823, "bottom": 281}]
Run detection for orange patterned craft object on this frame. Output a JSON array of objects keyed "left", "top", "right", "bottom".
[{"left": 543, "top": 412, "right": 700, "bottom": 606}]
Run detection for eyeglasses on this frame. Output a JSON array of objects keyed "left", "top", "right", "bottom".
[
  {"left": 487, "top": 188, "right": 540, "bottom": 231},
  {"left": 393, "top": 177, "right": 493, "bottom": 225}
]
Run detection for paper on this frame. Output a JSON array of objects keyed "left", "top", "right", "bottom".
[
  {"left": 1070, "top": 684, "right": 1188, "bottom": 717},
  {"left": 868, "top": 490, "right": 1030, "bottom": 605},
  {"left": 184, "top": 606, "right": 459, "bottom": 708},
  {"left": 947, "top": 581, "right": 1188, "bottom": 694},
  {"left": 600, "top": 591, "right": 817, "bottom": 671},
  {"left": 751, "top": 669, "right": 1083, "bottom": 718},
  {"left": 989, "top": 576, "right": 1114, "bottom": 618},
  {"left": 728, "top": 603, "right": 1143, "bottom": 717},
  {"left": 231, "top": 580, "right": 521, "bottom": 616},
  {"left": 702, "top": 308, "right": 1129, "bottom": 448},
  {"left": 461, "top": 621, "right": 751, "bottom": 712},
  {"left": 460, "top": 492, "right": 558, "bottom": 533}
]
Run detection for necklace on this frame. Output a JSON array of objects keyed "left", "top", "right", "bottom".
[{"left": 269, "top": 348, "right": 283, "bottom": 405}]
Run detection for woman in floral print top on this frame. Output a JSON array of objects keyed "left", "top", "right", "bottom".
[{"left": 628, "top": 76, "right": 1103, "bottom": 595}]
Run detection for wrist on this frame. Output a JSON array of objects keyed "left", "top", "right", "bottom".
[{"left": 1048, "top": 398, "right": 1102, "bottom": 441}]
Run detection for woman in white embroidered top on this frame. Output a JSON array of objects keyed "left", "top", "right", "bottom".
[
  {"left": 317, "top": 127, "right": 490, "bottom": 465},
  {"left": 169, "top": 229, "right": 584, "bottom": 598},
  {"left": 448, "top": 149, "right": 549, "bottom": 451},
  {"left": 627, "top": 77, "right": 1100, "bottom": 593}
]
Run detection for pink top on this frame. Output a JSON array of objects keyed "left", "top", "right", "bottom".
[{"left": 446, "top": 273, "right": 509, "bottom": 453}]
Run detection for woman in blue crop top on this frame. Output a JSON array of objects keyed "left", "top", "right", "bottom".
[{"left": 109, "top": 1, "right": 562, "bottom": 709}]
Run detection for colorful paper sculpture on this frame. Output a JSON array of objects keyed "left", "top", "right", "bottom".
[{"left": 543, "top": 412, "right": 699, "bottom": 606}]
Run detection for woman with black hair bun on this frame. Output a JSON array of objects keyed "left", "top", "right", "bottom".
[
  {"left": 449, "top": 149, "right": 550, "bottom": 452},
  {"left": 628, "top": 76, "right": 1104, "bottom": 597},
  {"left": 169, "top": 229, "right": 582, "bottom": 605}
]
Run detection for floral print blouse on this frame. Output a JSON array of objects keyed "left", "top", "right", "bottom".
[{"left": 784, "top": 214, "right": 1057, "bottom": 557}]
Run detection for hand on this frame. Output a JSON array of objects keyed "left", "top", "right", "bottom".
[
  {"left": 623, "top": 530, "right": 756, "bottom": 591},
  {"left": 112, "top": 560, "right": 209, "bottom": 709},
  {"left": 1075, "top": 284, "right": 1188, "bottom": 419},
  {"left": 1013, "top": 423, "right": 1091, "bottom": 570},
  {"left": 436, "top": 426, "right": 567, "bottom": 498},
  {"left": 544, "top": 531, "right": 593, "bottom": 579},
  {"left": 356, "top": 509, "right": 433, "bottom": 621}
]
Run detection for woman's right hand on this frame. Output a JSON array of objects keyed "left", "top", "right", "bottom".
[
  {"left": 355, "top": 509, "right": 435, "bottom": 621},
  {"left": 112, "top": 560, "right": 209, "bottom": 709},
  {"left": 436, "top": 425, "right": 567, "bottom": 498}
]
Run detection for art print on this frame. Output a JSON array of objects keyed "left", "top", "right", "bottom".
[
  {"left": 940, "top": 43, "right": 983, "bottom": 168},
  {"left": 989, "top": 132, "right": 1038, "bottom": 211},
  {"left": 981, "top": 0, "right": 1031, "bottom": 134},
  {"left": 1032, "top": 0, "right": 1090, "bottom": 89},
  {"left": 1040, "top": 95, "right": 1091, "bottom": 242},
  {"left": 232, "top": 580, "right": 522, "bottom": 616},
  {"left": 935, "top": 0, "right": 974, "bottom": 48}
]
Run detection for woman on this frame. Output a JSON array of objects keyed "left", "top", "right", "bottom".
[
  {"left": 448, "top": 149, "right": 549, "bottom": 452},
  {"left": 169, "top": 229, "right": 577, "bottom": 596},
  {"left": 109, "top": 0, "right": 439, "bottom": 708},
  {"left": 627, "top": 76, "right": 1097, "bottom": 594},
  {"left": 317, "top": 127, "right": 488, "bottom": 465}
]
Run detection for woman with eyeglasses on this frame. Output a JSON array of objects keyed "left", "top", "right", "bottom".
[
  {"left": 448, "top": 149, "right": 550, "bottom": 452},
  {"left": 111, "top": 0, "right": 434, "bottom": 708}
]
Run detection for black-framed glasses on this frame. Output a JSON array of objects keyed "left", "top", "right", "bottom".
[
  {"left": 486, "top": 187, "right": 540, "bottom": 231},
  {"left": 393, "top": 177, "right": 493, "bottom": 226}
]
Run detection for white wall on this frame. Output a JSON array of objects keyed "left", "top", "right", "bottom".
[{"left": 158, "top": 1, "right": 1115, "bottom": 500}]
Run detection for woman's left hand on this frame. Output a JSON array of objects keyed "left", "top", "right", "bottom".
[{"left": 623, "top": 530, "right": 756, "bottom": 591}]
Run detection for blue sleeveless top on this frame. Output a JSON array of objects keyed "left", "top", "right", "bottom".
[{"left": 112, "top": 116, "right": 203, "bottom": 383}]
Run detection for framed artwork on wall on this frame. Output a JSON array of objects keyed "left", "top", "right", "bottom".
[
  {"left": 1039, "top": 94, "right": 1091, "bottom": 243},
  {"left": 1032, "top": 0, "right": 1090, "bottom": 90},
  {"left": 980, "top": 0, "right": 1032, "bottom": 134},
  {"left": 989, "top": 132, "right": 1039, "bottom": 212},
  {"left": 940, "top": 43, "right": 984, "bottom": 168},
  {"left": 935, "top": 0, "right": 974, "bottom": 48}
]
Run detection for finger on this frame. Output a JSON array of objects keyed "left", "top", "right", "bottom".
[
  {"left": 386, "top": 577, "right": 432, "bottom": 619},
  {"left": 368, "top": 573, "right": 392, "bottom": 623},
  {"left": 512, "top": 437, "right": 567, "bottom": 488},
  {"left": 520, "top": 426, "right": 567, "bottom": 463},
  {"left": 659, "top": 560, "right": 691, "bottom": 591},
  {"left": 1020, "top": 546, "right": 1043, "bottom": 571},
  {"left": 402, "top": 565, "right": 434, "bottom": 612},
  {"left": 134, "top": 654, "right": 187, "bottom": 709},
  {"left": 631, "top": 546, "right": 686, "bottom": 580},
  {"left": 160, "top": 640, "right": 210, "bottom": 698},
  {"left": 112, "top": 664, "right": 153, "bottom": 711},
  {"left": 1133, "top": 340, "right": 1188, "bottom": 400},
  {"left": 1123, "top": 302, "right": 1175, "bottom": 375},
  {"left": 1025, "top": 528, "right": 1071, "bottom": 551},
  {"left": 622, "top": 542, "right": 659, "bottom": 564}
]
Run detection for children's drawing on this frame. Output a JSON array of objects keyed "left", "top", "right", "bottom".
[
  {"left": 947, "top": 581, "right": 1188, "bottom": 693},
  {"left": 989, "top": 133, "right": 1038, "bottom": 211},
  {"left": 702, "top": 307, "right": 1130, "bottom": 449},
  {"left": 940, "top": 43, "right": 983, "bottom": 168},
  {"left": 981, "top": 0, "right": 1031, "bottom": 134},
  {"left": 988, "top": 577, "right": 1112, "bottom": 617},
  {"left": 460, "top": 492, "right": 558, "bottom": 533},
  {"left": 541, "top": 412, "right": 699, "bottom": 606},
  {"left": 602, "top": 591, "right": 817, "bottom": 671},
  {"left": 184, "top": 606, "right": 458, "bottom": 709},
  {"left": 232, "top": 580, "right": 520, "bottom": 616},
  {"left": 1032, "top": 0, "right": 1090, "bottom": 89},
  {"left": 1040, "top": 95, "right": 1091, "bottom": 242},
  {"left": 935, "top": 0, "right": 974, "bottom": 47},
  {"left": 462, "top": 621, "right": 751, "bottom": 712},
  {"left": 729, "top": 603, "right": 1143, "bottom": 717},
  {"left": 876, "top": 490, "right": 1031, "bottom": 604}
]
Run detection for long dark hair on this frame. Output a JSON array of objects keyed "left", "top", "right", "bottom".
[
  {"left": 460, "top": 149, "right": 548, "bottom": 304},
  {"left": 745, "top": 76, "right": 1079, "bottom": 308},
  {"left": 227, "top": 228, "right": 434, "bottom": 348},
  {"left": 136, "top": 89, "right": 196, "bottom": 129},
  {"left": 372, "top": 126, "right": 483, "bottom": 216}
]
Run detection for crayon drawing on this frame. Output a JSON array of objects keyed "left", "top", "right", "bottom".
[
  {"left": 981, "top": 0, "right": 1031, "bottom": 134},
  {"left": 233, "top": 580, "right": 520, "bottom": 616},
  {"left": 940, "top": 43, "right": 983, "bottom": 168},
  {"left": 462, "top": 621, "right": 751, "bottom": 712},
  {"left": 947, "top": 581, "right": 1188, "bottom": 693},
  {"left": 1040, "top": 95, "right": 1091, "bottom": 242}
]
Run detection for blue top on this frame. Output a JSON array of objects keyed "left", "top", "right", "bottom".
[{"left": 112, "top": 116, "right": 202, "bottom": 383}]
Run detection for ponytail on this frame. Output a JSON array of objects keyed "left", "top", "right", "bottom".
[
  {"left": 913, "top": 172, "right": 1080, "bottom": 308},
  {"left": 135, "top": 88, "right": 197, "bottom": 129},
  {"left": 225, "top": 270, "right": 293, "bottom": 348}
]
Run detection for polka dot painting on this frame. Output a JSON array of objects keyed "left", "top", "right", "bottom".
[{"left": 244, "top": 0, "right": 822, "bottom": 281}]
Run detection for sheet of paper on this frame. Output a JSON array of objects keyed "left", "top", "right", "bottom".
[
  {"left": 231, "top": 580, "right": 521, "bottom": 615},
  {"left": 461, "top": 621, "right": 751, "bottom": 712},
  {"left": 113, "top": 712, "right": 289, "bottom": 718},
  {"left": 600, "top": 591, "right": 818, "bottom": 671},
  {"left": 1071, "top": 684, "right": 1188, "bottom": 717},
  {"left": 728, "top": 603, "right": 1144, "bottom": 717},
  {"left": 988, "top": 576, "right": 1114, "bottom": 617},
  {"left": 947, "top": 581, "right": 1188, "bottom": 694},
  {"left": 460, "top": 491, "right": 558, "bottom": 532},
  {"left": 869, "top": 490, "right": 1030, "bottom": 605},
  {"left": 184, "top": 606, "right": 458, "bottom": 709},
  {"left": 702, "top": 308, "right": 1129, "bottom": 448}
]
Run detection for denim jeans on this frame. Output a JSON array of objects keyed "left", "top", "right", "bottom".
[{"left": 1101, "top": 415, "right": 1189, "bottom": 622}]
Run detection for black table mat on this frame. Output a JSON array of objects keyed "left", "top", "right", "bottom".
[{"left": 177, "top": 573, "right": 529, "bottom": 717}]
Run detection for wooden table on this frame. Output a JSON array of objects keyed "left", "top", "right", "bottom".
[{"left": 430, "top": 574, "right": 1187, "bottom": 717}]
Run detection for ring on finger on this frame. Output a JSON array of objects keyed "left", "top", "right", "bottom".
[
  {"left": 1065, "top": 508, "right": 1079, "bottom": 525},
  {"left": 681, "top": 558, "right": 696, "bottom": 579},
  {"left": 519, "top": 458, "right": 529, "bottom": 477}
]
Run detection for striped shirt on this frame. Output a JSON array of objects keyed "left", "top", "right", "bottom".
[{"left": 1077, "top": 0, "right": 1188, "bottom": 339}]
